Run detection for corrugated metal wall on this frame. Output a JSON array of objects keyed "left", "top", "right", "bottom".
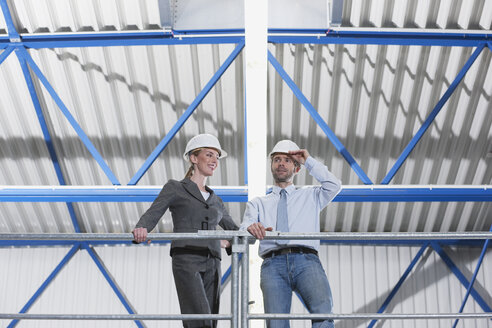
[{"left": 1, "top": 244, "right": 491, "bottom": 327}]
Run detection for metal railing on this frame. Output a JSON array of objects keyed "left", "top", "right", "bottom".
[{"left": 1, "top": 231, "right": 492, "bottom": 327}]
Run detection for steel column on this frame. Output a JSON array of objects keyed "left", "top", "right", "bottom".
[
  {"left": 268, "top": 50, "right": 373, "bottom": 184},
  {"left": 381, "top": 44, "right": 486, "bottom": 184},
  {"left": 241, "top": 236, "right": 250, "bottom": 328},
  {"left": 128, "top": 41, "right": 245, "bottom": 185},
  {"left": 8, "top": 244, "right": 80, "bottom": 328},
  {"left": 231, "top": 236, "right": 240, "bottom": 328}
]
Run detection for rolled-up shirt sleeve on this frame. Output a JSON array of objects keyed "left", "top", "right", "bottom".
[
  {"left": 240, "top": 199, "right": 261, "bottom": 231},
  {"left": 304, "top": 156, "right": 342, "bottom": 208}
]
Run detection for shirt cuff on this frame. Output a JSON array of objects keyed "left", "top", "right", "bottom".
[{"left": 304, "top": 156, "right": 316, "bottom": 171}]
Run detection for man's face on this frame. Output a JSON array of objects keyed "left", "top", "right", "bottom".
[{"left": 271, "top": 153, "right": 298, "bottom": 183}]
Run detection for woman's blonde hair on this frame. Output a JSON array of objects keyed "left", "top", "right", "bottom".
[{"left": 184, "top": 148, "right": 204, "bottom": 179}]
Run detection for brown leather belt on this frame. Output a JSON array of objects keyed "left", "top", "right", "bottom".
[{"left": 262, "top": 246, "right": 318, "bottom": 259}]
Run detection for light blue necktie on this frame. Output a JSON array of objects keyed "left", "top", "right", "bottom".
[{"left": 276, "top": 189, "right": 288, "bottom": 245}]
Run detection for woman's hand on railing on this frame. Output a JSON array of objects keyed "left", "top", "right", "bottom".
[
  {"left": 220, "top": 240, "right": 231, "bottom": 248},
  {"left": 247, "top": 223, "right": 272, "bottom": 240}
]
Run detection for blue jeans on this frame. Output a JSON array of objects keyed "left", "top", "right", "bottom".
[{"left": 260, "top": 252, "right": 334, "bottom": 328}]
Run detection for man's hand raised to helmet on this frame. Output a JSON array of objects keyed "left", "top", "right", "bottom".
[{"left": 288, "top": 149, "right": 310, "bottom": 165}]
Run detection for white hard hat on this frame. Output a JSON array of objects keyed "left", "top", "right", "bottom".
[
  {"left": 268, "top": 140, "right": 300, "bottom": 157},
  {"left": 183, "top": 134, "right": 227, "bottom": 160}
]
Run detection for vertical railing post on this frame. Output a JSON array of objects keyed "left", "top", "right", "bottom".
[
  {"left": 241, "top": 236, "right": 250, "bottom": 328},
  {"left": 231, "top": 235, "right": 240, "bottom": 328}
]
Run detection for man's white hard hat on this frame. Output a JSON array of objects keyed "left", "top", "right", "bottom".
[
  {"left": 268, "top": 140, "right": 300, "bottom": 158},
  {"left": 183, "top": 134, "right": 227, "bottom": 160}
]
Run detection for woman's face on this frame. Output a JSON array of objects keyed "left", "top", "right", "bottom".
[{"left": 190, "top": 148, "right": 220, "bottom": 177}]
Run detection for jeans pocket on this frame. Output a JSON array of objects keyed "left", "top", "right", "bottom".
[{"left": 261, "top": 257, "right": 273, "bottom": 269}]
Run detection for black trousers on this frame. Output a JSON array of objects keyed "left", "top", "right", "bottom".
[{"left": 172, "top": 252, "right": 221, "bottom": 328}]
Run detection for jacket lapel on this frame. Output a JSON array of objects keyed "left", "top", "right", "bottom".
[
  {"left": 181, "top": 178, "right": 207, "bottom": 204},
  {"left": 205, "top": 185, "right": 216, "bottom": 204}
]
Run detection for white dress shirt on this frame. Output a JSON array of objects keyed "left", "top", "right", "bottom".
[{"left": 240, "top": 156, "right": 342, "bottom": 257}]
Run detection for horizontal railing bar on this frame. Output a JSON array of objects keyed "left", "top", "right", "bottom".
[
  {"left": 1, "top": 312, "right": 490, "bottom": 321},
  {"left": 248, "top": 313, "right": 492, "bottom": 320},
  {"left": 1, "top": 232, "right": 491, "bottom": 241},
  {"left": 0, "top": 313, "right": 231, "bottom": 320}
]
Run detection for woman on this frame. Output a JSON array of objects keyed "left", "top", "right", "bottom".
[{"left": 132, "top": 134, "right": 238, "bottom": 328}]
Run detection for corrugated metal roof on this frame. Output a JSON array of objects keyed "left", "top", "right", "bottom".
[{"left": 0, "top": 0, "right": 491, "bottom": 236}]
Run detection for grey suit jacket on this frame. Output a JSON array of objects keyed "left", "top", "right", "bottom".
[{"left": 135, "top": 178, "right": 238, "bottom": 259}]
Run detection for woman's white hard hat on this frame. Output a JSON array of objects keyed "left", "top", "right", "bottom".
[
  {"left": 183, "top": 134, "right": 227, "bottom": 160},
  {"left": 268, "top": 140, "right": 300, "bottom": 158}
]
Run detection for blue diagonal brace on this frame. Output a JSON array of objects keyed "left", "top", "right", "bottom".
[
  {"left": 368, "top": 243, "right": 429, "bottom": 328},
  {"left": 431, "top": 242, "right": 492, "bottom": 313},
  {"left": 128, "top": 41, "right": 245, "bottom": 185},
  {"left": 452, "top": 225, "right": 492, "bottom": 328},
  {"left": 8, "top": 243, "right": 80, "bottom": 328},
  {"left": 82, "top": 242, "right": 145, "bottom": 328},
  {"left": 381, "top": 43, "right": 486, "bottom": 184},
  {"left": 15, "top": 49, "right": 82, "bottom": 232},
  {"left": 268, "top": 50, "right": 373, "bottom": 184},
  {"left": 0, "top": 0, "right": 20, "bottom": 42},
  {"left": 14, "top": 47, "right": 120, "bottom": 185},
  {"left": 0, "top": 46, "right": 14, "bottom": 65}
]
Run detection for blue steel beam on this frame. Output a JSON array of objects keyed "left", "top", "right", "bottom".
[
  {"left": 368, "top": 244, "right": 429, "bottom": 328},
  {"left": 15, "top": 47, "right": 120, "bottom": 185},
  {"left": 2, "top": 0, "right": 82, "bottom": 232},
  {"left": 268, "top": 31, "right": 491, "bottom": 47},
  {"left": 1, "top": 186, "right": 491, "bottom": 202},
  {"left": 452, "top": 225, "right": 492, "bottom": 328},
  {"left": 8, "top": 244, "right": 80, "bottom": 328},
  {"left": 82, "top": 242, "right": 144, "bottom": 328},
  {"left": 128, "top": 41, "right": 245, "bottom": 185},
  {"left": 268, "top": 50, "right": 373, "bottom": 184},
  {"left": 0, "top": 31, "right": 489, "bottom": 49},
  {"left": 16, "top": 50, "right": 82, "bottom": 232},
  {"left": 381, "top": 44, "right": 486, "bottom": 184},
  {"left": 0, "top": 0, "right": 20, "bottom": 42},
  {"left": 431, "top": 242, "right": 492, "bottom": 313},
  {"left": 0, "top": 45, "right": 14, "bottom": 65}
]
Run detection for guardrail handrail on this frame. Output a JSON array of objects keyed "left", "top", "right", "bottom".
[{"left": 1, "top": 231, "right": 491, "bottom": 327}]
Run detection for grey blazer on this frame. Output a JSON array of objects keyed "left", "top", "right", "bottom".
[{"left": 135, "top": 178, "right": 238, "bottom": 259}]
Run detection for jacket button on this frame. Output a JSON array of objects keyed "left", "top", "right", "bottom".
[
  {"left": 205, "top": 204, "right": 209, "bottom": 209},
  {"left": 205, "top": 216, "right": 209, "bottom": 221}
]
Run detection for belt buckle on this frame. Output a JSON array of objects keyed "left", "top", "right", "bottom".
[{"left": 280, "top": 247, "right": 293, "bottom": 255}]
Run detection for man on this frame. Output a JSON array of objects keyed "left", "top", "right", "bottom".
[{"left": 240, "top": 140, "right": 341, "bottom": 328}]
